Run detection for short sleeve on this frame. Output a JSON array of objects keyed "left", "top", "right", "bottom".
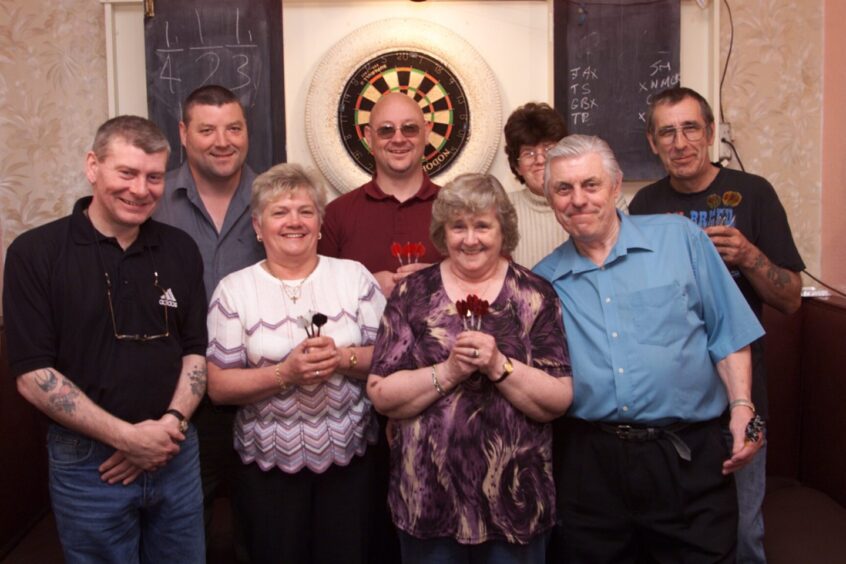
[
  {"left": 528, "top": 282, "right": 572, "bottom": 378},
  {"left": 206, "top": 278, "right": 248, "bottom": 369},
  {"left": 751, "top": 180, "right": 805, "bottom": 272},
  {"left": 354, "top": 265, "right": 387, "bottom": 346},
  {"left": 176, "top": 237, "right": 208, "bottom": 356},
  {"left": 688, "top": 225, "right": 764, "bottom": 362},
  {"left": 2, "top": 237, "right": 56, "bottom": 376},
  {"left": 370, "top": 278, "right": 418, "bottom": 376}
]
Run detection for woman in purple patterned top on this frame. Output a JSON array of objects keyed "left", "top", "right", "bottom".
[{"left": 367, "top": 173, "right": 573, "bottom": 563}]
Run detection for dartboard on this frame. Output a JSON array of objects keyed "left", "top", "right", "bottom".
[
  {"left": 305, "top": 18, "right": 501, "bottom": 193},
  {"left": 338, "top": 50, "right": 470, "bottom": 177}
]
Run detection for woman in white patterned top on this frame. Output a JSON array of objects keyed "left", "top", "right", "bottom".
[{"left": 206, "top": 163, "right": 386, "bottom": 564}]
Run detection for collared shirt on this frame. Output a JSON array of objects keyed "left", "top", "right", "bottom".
[
  {"left": 534, "top": 213, "right": 764, "bottom": 424},
  {"left": 154, "top": 162, "right": 265, "bottom": 299},
  {"left": 3, "top": 197, "right": 207, "bottom": 422},
  {"left": 318, "top": 175, "right": 442, "bottom": 274}
]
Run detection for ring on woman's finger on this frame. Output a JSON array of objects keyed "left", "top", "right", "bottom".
[
  {"left": 314, "top": 370, "right": 320, "bottom": 377},
  {"left": 473, "top": 348, "right": 479, "bottom": 358}
]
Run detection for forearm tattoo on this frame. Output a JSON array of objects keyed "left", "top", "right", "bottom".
[
  {"left": 35, "top": 369, "right": 58, "bottom": 392},
  {"left": 766, "top": 264, "right": 791, "bottom": 289},
  {"left": 753, "top": 252, "right": 790, "bottom": 289},
  {"left": 188, "top": 364, "right": 207, "bottom": 397},
  {"left": 32, "top": 369, "right": 81, "bottom": 415}
]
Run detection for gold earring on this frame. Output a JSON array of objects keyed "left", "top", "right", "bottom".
[{"left": 318, "top": 232, "right": 323, "bottom": 240}]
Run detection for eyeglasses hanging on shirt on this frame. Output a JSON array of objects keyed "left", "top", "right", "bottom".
[{"left": 90, "top": 217, "right": 170, "bottom": 342}]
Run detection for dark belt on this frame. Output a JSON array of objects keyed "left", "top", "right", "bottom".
[{"left": 595, "top": 421, "right": 693, "bottom": 462}]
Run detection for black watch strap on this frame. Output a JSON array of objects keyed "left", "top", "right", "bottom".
[
  {"left": 165, "top": 408, "right": 186, "bottom": 422},
  {"left": 165, "top": 409, "right": 189, "bottom": 432}
]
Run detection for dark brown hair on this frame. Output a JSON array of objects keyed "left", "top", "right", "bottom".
[{"left": 504, "top": 102, "right": 568, "bottom": 184}]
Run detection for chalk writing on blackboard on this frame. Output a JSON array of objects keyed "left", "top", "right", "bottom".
[
  {"left": 553, "top": 0, "right": 680, "bottom": 180},
  {"left": 568, "top": 66, "right": 599, "bottom": 126}
]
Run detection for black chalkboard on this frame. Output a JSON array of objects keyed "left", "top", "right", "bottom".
[
  {"left": 554, "top": 0, "right": 680, "bottom": 180},
  {"left": 144, "top": 0, "right": 285, "bottom": 173}
]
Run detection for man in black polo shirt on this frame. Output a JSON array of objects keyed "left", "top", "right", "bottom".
[{"left": 3, "top": 116, "right": 207, "bottom": 563}]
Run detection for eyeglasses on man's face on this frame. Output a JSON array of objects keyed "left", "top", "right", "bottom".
[
  {"left": 373, "top": 123, "right": 422, "bottom": 140},
  {"left": 517, "top": 144, "right": 555, "bottom": 163},
  {"left": 104, "top": 270, "right": 170, "bottom": 342},
  {"left": 654, "top": 123, "right": 708, "bottom": 146}
]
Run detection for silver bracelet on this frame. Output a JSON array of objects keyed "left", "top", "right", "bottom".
[
  {"left": 431, "top": 364, "right": 448, "bottom": 397},
  {"left": 729, "top": 398, "right": 756, "bottom": 414}
]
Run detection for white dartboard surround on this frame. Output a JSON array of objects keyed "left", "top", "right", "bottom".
[{"left": 305, "top": 18, "right": 502, "bottom": 193}]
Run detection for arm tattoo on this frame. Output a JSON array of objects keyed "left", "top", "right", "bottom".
[
  {"left": 766, "top": 264, "right": 791, "bottom": 289},
  {"left": 48, "top": 377, "right": 81, "bottom": 415},
  {"left": 35, "top": 369, "right": 59, "bottom": 392},
  {"left": 188, "top": 364, "right": 207, "bottom": 397},
  {"left": 753, "top": 251, "right": 790, "bottom": 289}
]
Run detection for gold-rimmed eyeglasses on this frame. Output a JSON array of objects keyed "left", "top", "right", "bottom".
[{"left": 104, "top": 270, "right": 170, "bottom": 342}]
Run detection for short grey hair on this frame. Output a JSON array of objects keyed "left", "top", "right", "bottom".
[
  {"left": 92, "top": 115, "right": 170, "bottom": 161},
  {"left": 251, "top": 163, "right": 327, "bottom": 224},
  {"left": 543, "top": 135, "right": 622, "bottom": 198},
  {"left": 430, "top": 173, "right": 519, "bottom": 256}
]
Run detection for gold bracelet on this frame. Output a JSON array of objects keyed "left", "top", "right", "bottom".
[
  {"left": 349, "top": 349, "right": 358, "bottom": 370},
  {"left": 729, "top": 398, "right": 755, "bottom": 414},
  {"left": 274, "top": 362, "right": 291, "bottom": 393},
  {"left": 431, "top": 364, "right": 448, "bottom": 397}
]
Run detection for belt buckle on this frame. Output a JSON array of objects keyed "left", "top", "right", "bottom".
[{"left": 615, "top": 424, "right": 633, "bottom": 440}]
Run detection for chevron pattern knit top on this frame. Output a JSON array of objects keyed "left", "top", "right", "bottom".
[{"left": 207, "top": 257, "right": 386, "bottom": 473}]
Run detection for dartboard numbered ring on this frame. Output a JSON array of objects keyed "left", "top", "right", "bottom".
[{"left": 306, "top": 18, "right": 501, "bottom": 193}]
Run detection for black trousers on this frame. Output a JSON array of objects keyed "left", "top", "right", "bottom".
[
  {"left": 548, "top": 418, "right": 737, "bottom": 564},
  {"left": 235, "top": 449, "right": 375, "bottom": 564}
]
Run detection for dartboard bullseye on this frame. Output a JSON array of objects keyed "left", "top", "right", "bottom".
[{"left": 338, "top": 50, "right": 470, "bottom": 177}]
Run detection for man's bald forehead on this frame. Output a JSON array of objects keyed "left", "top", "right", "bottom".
[{"left": 369, "top": 92, "right": 425, "bottom": 123}]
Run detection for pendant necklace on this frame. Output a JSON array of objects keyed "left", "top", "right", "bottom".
[
  {"left": 264, "top": 258, "right": 319, "bottom": 304},
  {"left": 281, "top": 279, "right": 306, "bottom": 303}
]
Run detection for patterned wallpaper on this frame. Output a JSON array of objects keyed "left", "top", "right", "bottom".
[
  {"left": 0, "top": 0, "right": 108, "bottom": 294},
  {"left": 0, "top": 0, "right": 825, "bottom": 300},
  {"left": 719, "top": 0, "right": 822, "bottom": 274}
]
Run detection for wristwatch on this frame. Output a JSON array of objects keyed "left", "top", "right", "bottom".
[
  {"left": 165, "top": 408, "right": 189, "bottom": 433},
  {"left": 492, "top": 357, "right": 514, "bottom": 384}
]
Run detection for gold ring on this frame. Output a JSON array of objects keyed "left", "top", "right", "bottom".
[{"left": 473, "top": 348, "right": 479, "bottom": 358}]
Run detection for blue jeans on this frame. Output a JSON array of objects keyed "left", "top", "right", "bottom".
[
  {"left": 724, "top": 429, "right": 767, "bottom": 563},
  {"left": 47, "top": 424, "right": 205, "bottom": 564},
  {"left": 398, "top": 530, "right": 549, "bottom": 564}
]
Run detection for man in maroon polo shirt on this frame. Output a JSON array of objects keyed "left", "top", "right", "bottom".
[{"left": 319, "top": 92, "right": 442, "bottom": 296}]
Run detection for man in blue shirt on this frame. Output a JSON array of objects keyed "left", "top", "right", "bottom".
[{"left": 534, "top": 134, "right": 765, "bottom": 562}]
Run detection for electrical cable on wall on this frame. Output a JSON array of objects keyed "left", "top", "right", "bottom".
[
  {"left": 719, "top": 0, "right": 743, "bottom": 171},
  {"left": 720, "top": 0, "right": 842, "bottom": 298}
]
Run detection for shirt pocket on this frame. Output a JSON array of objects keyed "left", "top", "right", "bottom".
[{"left": 618, "top": 282, "right": 690, "bottom": 347}]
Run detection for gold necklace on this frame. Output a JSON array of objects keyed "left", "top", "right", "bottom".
[
  {"left": 281, "top": 280, "right": 306, "bottom": 303},
  {"left": 264, "top": 258, "right": 319, "bottom": 303}
]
